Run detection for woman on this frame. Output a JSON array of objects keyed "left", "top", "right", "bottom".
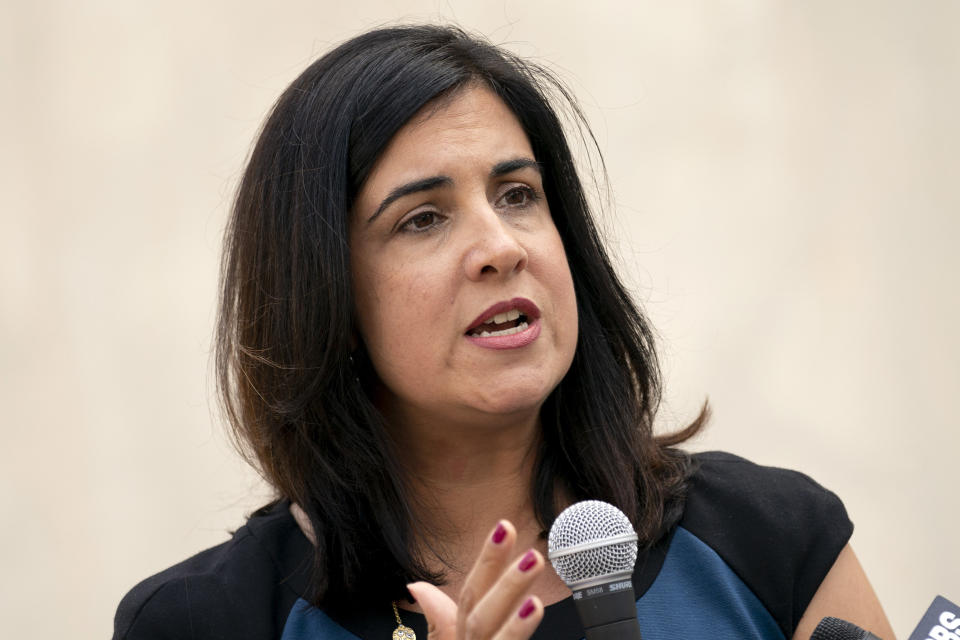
[{"left": 114, "top": 25, "right": 893, "bottom": 640}]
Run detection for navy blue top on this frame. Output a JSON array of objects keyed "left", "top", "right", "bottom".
[{"left": 113, "top": 452, "right": 852, "bottom": 640}]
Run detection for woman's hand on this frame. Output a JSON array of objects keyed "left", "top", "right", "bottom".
[{"left": 406, "top": 520, "right": 545, "bottom": 640}]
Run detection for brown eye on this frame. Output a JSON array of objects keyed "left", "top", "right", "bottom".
[
  {"left": 498, "top": 185, "right": 541, "bottom": 209},
  {"left": 411, "top": 212, "right": 436, "bottom": 228},
  {"left": 399, "top": 210, "right": 444, "bottom": 234},
  {"left": 503, "top": 187, "right": 531, "bottom": 206}
]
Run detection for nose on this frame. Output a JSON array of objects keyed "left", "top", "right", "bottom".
[{"left": 463, "top": 207, "right": 528, "bottom": 281}]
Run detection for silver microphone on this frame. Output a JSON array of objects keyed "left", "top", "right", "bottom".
[{"left": 548, "top": 500, "right": 643, "bottom": 639}]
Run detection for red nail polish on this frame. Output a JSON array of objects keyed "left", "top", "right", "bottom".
[
  {"left": 492, "top": 523, "right": 507, "bottom": 544},
  {"left": 518, "top": 598, "right": 536, "bottom": 619},
  {"left": 518, "top": 550, "right": 537, "bottom": 572}
]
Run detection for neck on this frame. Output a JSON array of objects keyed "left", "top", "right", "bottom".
[
  {"left": 387, "top": 406, "right": 544, "bottom": 575},
  {"left": 292, "top": 403, "right": 573, "bottom": 608}
]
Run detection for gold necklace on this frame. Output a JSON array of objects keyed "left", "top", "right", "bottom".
[{"left": 391, "top": 601, "right": 416, "bottom": 640}]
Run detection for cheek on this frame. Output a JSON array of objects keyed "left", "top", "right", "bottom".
[
  {"left": 536, "top": 235, "right": 579, "bottom": 343},
  {"left": 557, "top": 267, "right": 579, "bottom": 357},
  {"left": 354, "top": 262, "right": 450, "bottom": 375}
]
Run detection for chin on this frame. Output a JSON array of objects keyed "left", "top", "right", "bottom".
[{"left": 466, "top": 379, "right": 557, "bottom": 419}]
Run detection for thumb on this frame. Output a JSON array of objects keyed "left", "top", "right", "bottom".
[{"left": 406, "top": 582, "right": 458, "bottom": 640}]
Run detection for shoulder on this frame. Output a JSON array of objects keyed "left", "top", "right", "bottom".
[
  {"left": 112, "top": 502, "right": 312, "bottom": 640},
  {"left": 684, "top": 451, "right": 851, "bottom": 534},
  {"left": 680, "top": 451, "right": 853, "bottom": 637},
  {"left": 113, "top": 545, "right": 239, "bottom": 640}
]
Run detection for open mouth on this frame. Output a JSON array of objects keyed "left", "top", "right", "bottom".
[
  {"left": 466, "top": 308, "right": 531, "bottom": 337},
  {"left": 464, "top": 298, "right": 542, "bottom": 349}
]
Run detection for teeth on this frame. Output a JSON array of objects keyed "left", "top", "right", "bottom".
[
  {"left": 485, "top": 308, "right": 523, "bottom": 324},
  {"left": 478, "top": 321, "right": 528, "bottom": 338}
]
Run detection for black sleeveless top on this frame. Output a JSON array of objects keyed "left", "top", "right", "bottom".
[{"left": 114, "top": 452, "right": 852, "bottom": 640}]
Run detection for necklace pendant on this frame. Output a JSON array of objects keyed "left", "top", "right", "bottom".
[{"left": 392, "top": 623, "right": 416, "bottom": 640}]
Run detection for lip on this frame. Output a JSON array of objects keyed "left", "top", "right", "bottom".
[{"left": 464, "top": 297, "right": 542, "bottom": 351}]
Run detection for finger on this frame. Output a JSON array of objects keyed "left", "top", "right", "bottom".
[
  {"left": 407, "top": 582, "right": 457, "bottom": 640},
  {"left": 462, "top": 549, "right": 545, "bottom": 639},
  {"left": 492, "top": 596, "right": 544, "bottom": 640},
  {"left": 457, "top": 520, "right": 517, "bottom": 617}
]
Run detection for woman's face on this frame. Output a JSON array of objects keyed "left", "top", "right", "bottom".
[{"left": 349, "top": 85, "right": 578, "bottom": 429}]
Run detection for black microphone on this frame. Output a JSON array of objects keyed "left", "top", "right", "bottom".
[
  {"left": 811, "top": 617, "right": 883, "bottom": 640},
  {"left": 547, "top": 500, "right": 643, "bottom": 640},
  {"left": 812, "top": 594, "right": 960, "bottom": 640}
]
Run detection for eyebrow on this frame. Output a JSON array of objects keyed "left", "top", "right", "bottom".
[
  {"left": 491, "top": 157, "right": 541, "bottom": 178},
  {"left": 365, "top": 157, "right": 542, "bottom": 224}
]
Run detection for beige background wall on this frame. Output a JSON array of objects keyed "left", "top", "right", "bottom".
[{"left": 2, "top": 1, "right": 957, "bottom": 638}]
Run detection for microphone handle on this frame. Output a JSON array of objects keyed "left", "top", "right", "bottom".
[
  {"left": 573, "top": 582, "right": 642, "bottom": 639},
  {"left": 583, "top": 618, "right": 643, "bottom": 640}
]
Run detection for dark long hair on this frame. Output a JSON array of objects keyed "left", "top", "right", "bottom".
[{"left": 217, "top": 24, "right": 707, "bottom": 605}]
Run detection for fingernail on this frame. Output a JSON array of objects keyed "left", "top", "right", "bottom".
[
  {"left": 492, "top": 523, "right": 507, "bottom": 544},
  {"left": 518, "top": 598, "right": 536, "bottom": 619},
  {"left": 405, "top": 583, "right": 419, "bottom": 603},
  {"left": 518, "top": 550, "right": 537, "bottom": 572}
]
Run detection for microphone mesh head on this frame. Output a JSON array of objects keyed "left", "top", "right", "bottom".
[
  {"left": 547, "top": 500, "right": 638, "bottom": 587},
  {"left": 811, "top": 617, "right": 868, "bottom": 640}
]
